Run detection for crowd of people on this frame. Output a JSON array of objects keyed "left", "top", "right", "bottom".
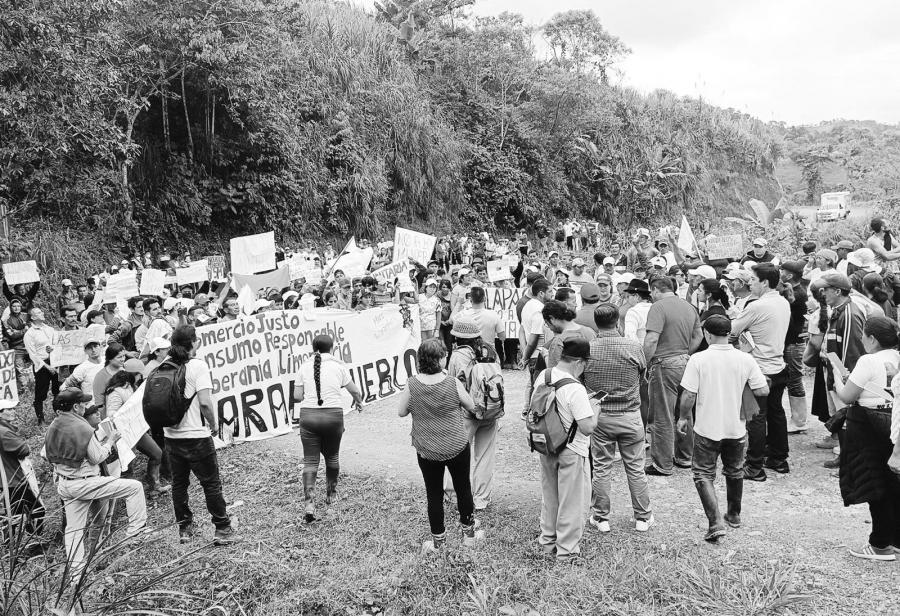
[{"left": 3, "top": 217, "right": 900, "bottom": 578}]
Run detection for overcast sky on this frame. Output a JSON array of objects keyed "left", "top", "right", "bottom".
[{"left": 357, "top": 0, "right": 900, "bottom": 126}]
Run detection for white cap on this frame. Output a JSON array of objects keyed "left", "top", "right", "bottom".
[
  {"left": 61, "top": 278, "right": 73, "bottom": 286},
  {"left": 571, "top": 258, "right": 586, "bottom": 267},
  {"left": 724, "top": 262, "right": 742, "bottom": 273},
  {"left": 688, "top": 265, "right": 717, "bottom": 279},
  {"left": 149, "top": 337, "right": 171, "bottom": 353},
  {"left": 457, "top": 268, "right": 471, "bottom": 277},
  {"left": 650, "top": 256, "right": 667, "bottom": 268},
  {"left": 752, "top": 237, "right": 767, "bottom": 247},
  {"left": 743, "top": 260, "right": 757, "bottom": 270},
  {"left": 424, "top": 278, "right": 439, "bottom": 287},
  {"left": 602, "top": 257, "right": 615, "bottom": 265}
]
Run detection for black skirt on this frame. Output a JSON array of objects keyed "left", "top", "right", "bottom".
[{"left": 839, "top": 404, "right": 899, "bottom": 506}]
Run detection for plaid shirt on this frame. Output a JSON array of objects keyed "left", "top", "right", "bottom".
[{"left": 583, "top": 329, "right": 646, "bottom": 413}]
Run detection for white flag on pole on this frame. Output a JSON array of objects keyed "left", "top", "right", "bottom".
[{"left": 677, "top": 215, "right": 697, "bottom": 254}]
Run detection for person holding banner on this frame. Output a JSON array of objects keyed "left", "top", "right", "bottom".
[
  {"left": 1, "top": 298, "right": 29, "bottom": 393},
  {"left": 2, "top": 279, "right": 39, "bottom": 315},
  {"left": 293, "top": 334, "right": 364, "bottom": 524}
]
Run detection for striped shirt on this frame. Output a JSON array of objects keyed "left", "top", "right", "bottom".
[{"left": 408, "top": 374, "right": 466, "bottom": 461}]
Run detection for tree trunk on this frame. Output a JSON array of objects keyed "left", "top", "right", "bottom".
[
  {"left": 160, "top": 58, "right": 171, "bottom": 153},
  {"left": 181, "top": 67, "right": 194, "bottom": 167}
]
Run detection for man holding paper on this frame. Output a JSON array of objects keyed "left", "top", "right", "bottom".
[{"left": 23, "top": 308, "right": 59, "bottom": 424}]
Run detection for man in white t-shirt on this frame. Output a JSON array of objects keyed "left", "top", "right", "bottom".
[
  {"left": 678, "top": 316, "right": 768, "bottom": 543},
  {"left": 163, "top": 325, "right": 236, "bottom": 546},
  {"left": 533, "top": 338, "right": 596, "bottom": 559},
  {"left": 519, "top": 278, "right": 553, "bottom": 410},
  {"left": 452, "top": 286, "right": 505, "bottom": 353},
  {"left": 62, "top": 340, "right": 104, "bottom": 403}
]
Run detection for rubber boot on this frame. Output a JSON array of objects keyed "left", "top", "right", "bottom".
[
  {"left": 302, "top": 473, "right": 317, "bottom": 523},
  {"left": 324, "top": 467, "right": 339, "bottom": 506},
  {"left": 695, "top": 480, "right": 726, "bottom": 542},
  {"left": 787, "top": 396, "right": 808, "bottom": 433},
  {"left": 723, "top": 478, "right": 743, "bottom": 528},
  {"left": 146, "top": 458, "right": 171, "bottom": 497}
]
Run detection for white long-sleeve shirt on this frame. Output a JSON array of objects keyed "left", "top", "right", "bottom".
[{"left": 23, "top": 323, "right": 55, "bottom": 372}]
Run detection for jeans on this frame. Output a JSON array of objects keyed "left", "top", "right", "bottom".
[
  {"left": 165, "top": 436, "right": 230, "bottom": 530},
  {"left": 746, "top": 368, "right": 789, "bottom": 471},
  {"left": 540, "top": 448, "right": 589, "bottom": 556},
  {"left": 692, "top": 433, "right": 748, "bottom": 482},
  {"left": 298, "top": 407, "right": 344, "bottom": 493},
  {"left": 647, "top": 355, "right": 692, "bottom": 473},
  {"left": 784, "top": 342, "right": 806, "bottom": 398},
  {"left": 590, "top": 412, "right": 651, "bottom": 520},
  {"left": 56, "top": 475, "right": 146, "bottom": 577},
  {"left": 33, "top": 366, "right": 60, "bottom": 422},
  {"left": 13, "top": 348, "right": 29, "bottom": 392},
  {"left": 417, "top": 446, "right": 474, "bottom": 535}
]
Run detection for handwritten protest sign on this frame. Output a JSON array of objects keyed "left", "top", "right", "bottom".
[
  {"left": 371, "top": 260, "right": 413, "bottom": 285},
  {"left": 487, "top": 259, "right": 512, "bottom": 282},
  {"left": 2, "top": 261, "right": 39, "bottom": 286},
  {"left": 393, "top": 227, "right": 436, "bottom": 265},
  {"left": 111, "top": 383, "right": 152, "bottom": 468},
  {"left": 287, "top": 254, "right": 310, "bottom": 281},
  {"left": 483, "top": 285, "right": 522, "bottom": 339},
  {"left": 192, "top": 306, "right": 419, "bottom": 443},
  {"left": 205, "top": 255, "right": 227, "bottom": 281},
  {"left": 304, "top": 268, "right": 323, "bottom": 285},
  {"left": 0, "top": 350, "right": 18, "bottom": 409},
  {"left": 139, "top": 268, "right": 165, "bottom": 296},
  {"left": 105, "top": 270, "right": 139, "bottom": 301},
  {"left": 50, "top": 324, "right": 107, "bottom": 368},
  {"left": 705, "top": 234, "right": 743, "bottom": 260},
  {"left": 230, "top": 231, "right": 275, "bottom": 275},
  {"left": 177, "top": 259, "right": 210, "bottom": 285}
]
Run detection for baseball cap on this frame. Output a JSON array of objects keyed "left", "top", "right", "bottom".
[
  {"left": 836, "top": 240, "right": 854, "bottom": 250},
  {"left": 561, "top": 338, "right": 591, "bottom": 361},
  {"left": 602, "top": 257, "right": 615, "bottom": 265},
  {"left": 424, "top": 278, "right": 439, "bottom": 287},
  {"left": 150, "top": 337, "right": 171, "bottom": 353},
  {"left": 53, "top": 388, "right": 92, "bottom": 411},
  {"left": 571, "top": 258, "right": 586, "bottom": 267},
  {"left": 703, "top": 314, "right": 732, "bottom": 336},
  {"left": 594, "top": 273, "right": 613, "bottom": 287},
  {"left": 780, "top": 260, "right": 806, "bottom": 278},
  {"left": 580, "top": 283, "right": 601, "bottom": 302},
  {"left": 123, "top": 358, "right": 145, "bottom": 374},
  {"left": 724, "top": 269, "right": 752, "bottom": 283},
  {"left": 752, "top": 238, "right": 767, "bottom": 247},
  {"left": 83, "top": 339, "right": 101, "bottom": 350},
  {"left": 61, "top": 278, "right": 73, "bottom": 286},
  {"left": 819, "top": 272, "right": 852, "bottom": 291},
  {"left": 688, "top": 265, "right": 717, "bottom": 279},
  {"left": 548, "top": 250, "right": 559, "bottom": 258},
  {"left": 650, "top": 256, "right": 667, "bottom": 268},
  {"left": 636, "top": 228, "right": 650, "bottom": 237}
]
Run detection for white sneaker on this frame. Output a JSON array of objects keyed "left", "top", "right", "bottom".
[
  {"left": 634, "top": 515, "right": 655, "bottom": 532},
  {"left": 787, "top": 423, "right": 808, "bottom": 434},
  {"left": 588, "top": 515, "right": 611, "bottom": 533}
]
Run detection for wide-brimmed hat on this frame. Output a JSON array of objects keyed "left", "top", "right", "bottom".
[
  {"left": 450, "top": 316, "right": 481, "bottom": 339},
  {"left": 847, "top": 248, "right": 882, "bottom": 273}
]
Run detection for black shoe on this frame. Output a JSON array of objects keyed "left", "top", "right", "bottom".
[
  {"left": 764, "top": 459, "right": 790, "bottom": 474},
  {"left": 743, "top": 468, "right": 767, "bottom": 482},
  {"left": 303, "top": 512, "right": 317, "bottom": 524},
  {"left": 823, "top": 456, "right": 840, "bottom": 469},
  {"left": 644, "top": 465, "right": 671, "bottom": 477},
  {"left": 673, "top": 460, "right": 692, "bottom": 469}
]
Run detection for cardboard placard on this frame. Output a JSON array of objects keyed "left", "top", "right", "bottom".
[
  {"left": 50, "top": 324, "right": 107, "bottom": 368},
  {"left": 705, "top": 234, "right": 743, "bottom": 260},
  {"left": 205, "top": 255, "right": 227, "bottom": 281},
  {"left": 105, "top": 270, "right": 139, "bottom": 301},
  {"left": 139, "top": 268, "right": 166, "bottom": 296},
  {"left": 176, "top": 259, "right": 210, "bottom": 285},
  {"left": 487, "top": 259, "right": 512, "bottom": 282},
  {"left": 371, "top": 260, "right": 413, "bottom": 285},
  {"left": 0, "top": 350, "right": 19, "bottom": 409},
  {"left": 393, "top": 227, "right": 436, "bottom": 265},
  {"left": 2, "top": 260, "right": 39, "bottom": 286},
  {"left": 230, "top": 231, "right": 276, "bottom": 275}
]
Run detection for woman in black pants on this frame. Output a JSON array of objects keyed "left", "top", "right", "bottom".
[
  {"left": 293, "top": 335, "right": 363, "bottom": 523},
  {"left": 398, "top": 338, "right": 479, "bottom": 552}
]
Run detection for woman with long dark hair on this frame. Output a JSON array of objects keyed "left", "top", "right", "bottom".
[
  {"left": 862, "top": 273, "right": 897, "bottom": 322},
  {"left": 292, "top": 334, "right": 364, "bottom": 523},
  {"left": 696, "top": 279, "right": 730, "bottom": 352},
  {"left": 397, "top": 338, "right": 478, "bottom": 552},
  {"left": 92, "top": 343, "right": 127, "bottom": 410},
  {"left": 830, "top": 316, "right": 900, "bottom": 561}
]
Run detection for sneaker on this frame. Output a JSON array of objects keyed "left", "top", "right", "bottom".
[
  {"left": 213, "top": 526, "right": 238, "bottom": 546},
  {"left": 588, "top": 515, "right": 611, "bottom": 533},
  {"left": 815, "top": 435, "right": 837, "bottom": 449},
  {"left": 787, "top": 423, "right": 808, "bottom": 434},
  {"left": 673, "top": 460, "right": 693, "bottom": 469},
  {"left": 849, "top": 544, "right": 896, "bottom": 561},
  {"left": 644, "top": 465, "right": 671, "bottom": 477},
  {"left": 178, "top": 524, "right": 196, "bottom": 544},
  {"left": 764, "top": 459, "right": 790, "bottom": 474},
  {"left": 634, "top": 515, "right": 655, "bottom": 532}
]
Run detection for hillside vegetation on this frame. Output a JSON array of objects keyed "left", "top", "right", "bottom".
[{"left": 2, "top": 0, "right": 782, "bottom": 257}]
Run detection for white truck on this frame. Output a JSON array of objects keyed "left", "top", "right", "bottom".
[{"left": 816, "top": 191, "right": 852, "bottom": 222}]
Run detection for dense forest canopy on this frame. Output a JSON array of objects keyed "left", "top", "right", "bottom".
[{"left": 1, "top": 0, "right": 801, "bottom": 255}]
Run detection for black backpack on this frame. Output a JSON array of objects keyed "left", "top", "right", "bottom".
[{"left": 142, "top": 358, "right": 196, "bottom": 429}]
